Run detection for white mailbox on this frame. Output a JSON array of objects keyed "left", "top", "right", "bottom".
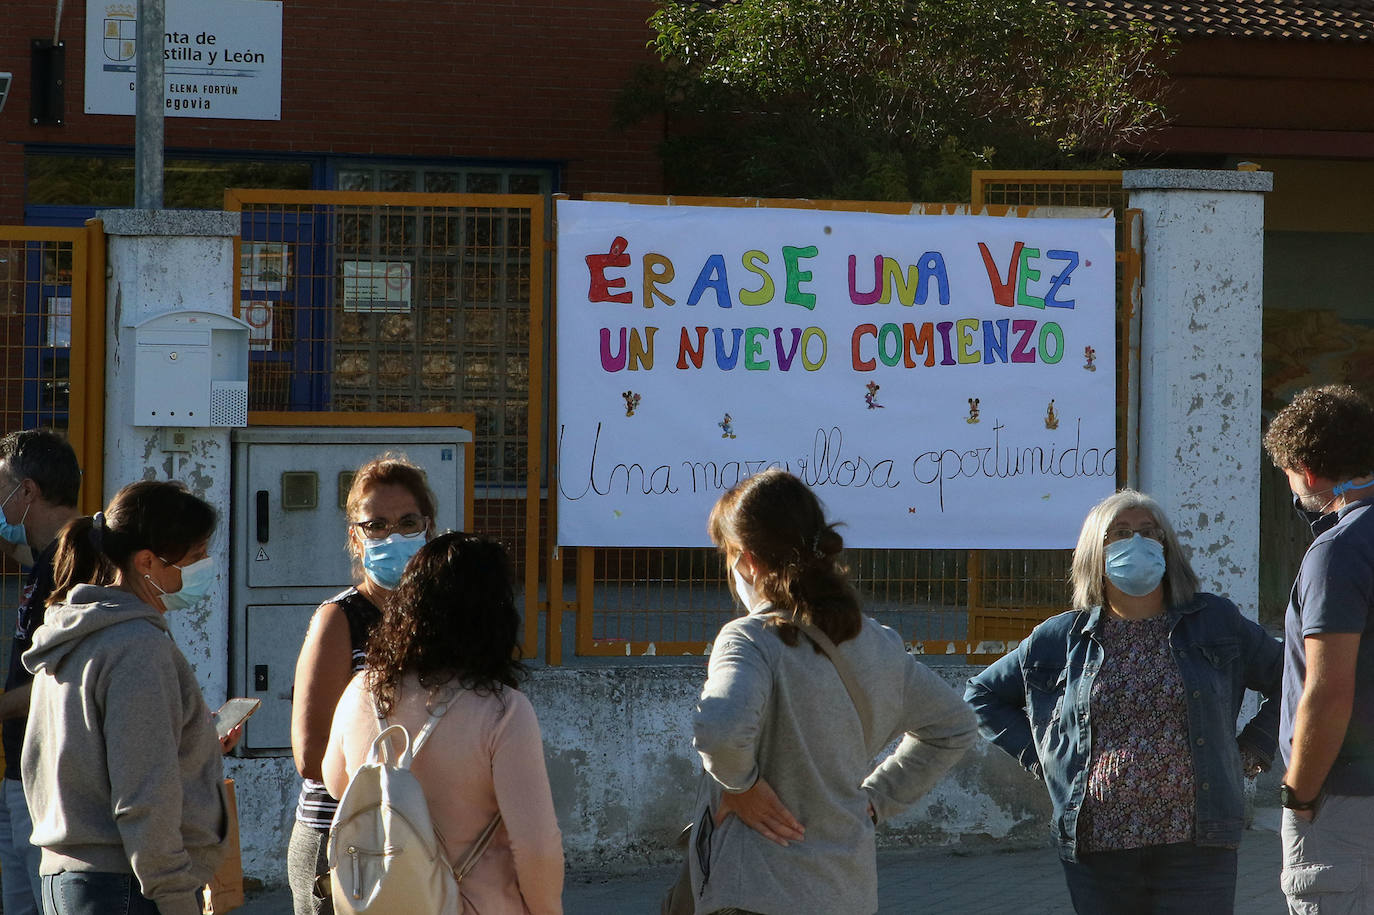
[{"left": 132, "top": 310, "right": 250, "bottom": 427}]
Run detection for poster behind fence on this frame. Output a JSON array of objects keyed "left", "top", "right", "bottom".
[{"left": 555, "top": 200, "right": 1117, "bottom": 549}]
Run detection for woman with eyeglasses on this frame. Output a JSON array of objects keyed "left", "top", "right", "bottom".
[
  {"left": 286, "top": 454, "right": 435, "bottom": 915},
  {"left": 965, "top": 490, "right": 1282, "bottom": 913}
]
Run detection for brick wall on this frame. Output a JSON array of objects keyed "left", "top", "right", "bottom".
[
  {"left": 1149, "top": 37, "right": 1374, "bottom": 158},
  {"left": 0, "top": 0, "right": 666, "bottom": 221}
]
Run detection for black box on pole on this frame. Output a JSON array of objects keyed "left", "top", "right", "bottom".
[{"left": 30, "top": 39, "right": 65, "bottom": 126}]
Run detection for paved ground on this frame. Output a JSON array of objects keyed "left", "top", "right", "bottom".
[{"left": 237, "top": 816, "right": 1289, "bottom": 914}]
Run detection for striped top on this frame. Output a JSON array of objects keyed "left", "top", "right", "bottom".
[{"left": 294, "top": 587, "right": 381, "bottom": 830}]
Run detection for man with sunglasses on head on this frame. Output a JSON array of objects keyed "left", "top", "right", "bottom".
[
  {"left": 0, "top": 429, "right": 81, "bottom": 915},
  {"left": 1264, "top": 384, "right": 1374, "bottom": 913}
]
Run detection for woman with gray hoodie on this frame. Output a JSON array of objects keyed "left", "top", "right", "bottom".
[{"left": 21, "top": 480, "right": 227, "bottom": 915}]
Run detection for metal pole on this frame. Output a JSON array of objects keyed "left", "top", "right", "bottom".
[
  {"left": 134, "top": 0, "right": 165, "bottom": 210},
  {"left": 1124, "top": 209, "right": 1144, "bottom": 491}
]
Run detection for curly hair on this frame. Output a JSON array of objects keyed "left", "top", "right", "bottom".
[
  {"left": 708, "top": 469, "right": 862, "bottom": 646},
  {"left": 365, "top": 532, "right": 525, "bottom": 718},
  {"left": 1264, "top": 384, "right": 1374, "bottom": 481}
]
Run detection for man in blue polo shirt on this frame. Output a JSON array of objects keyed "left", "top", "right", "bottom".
[
  {"left": 1263, "top": 383, "right": 1374, "bottom": 912},
  {"left": 0, "top": 429, "right": 81, "bottom": 915}
]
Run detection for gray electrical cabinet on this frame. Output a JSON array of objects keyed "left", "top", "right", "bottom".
[{"left": 230, "top": 426, "right": 471, "bottom": 756}]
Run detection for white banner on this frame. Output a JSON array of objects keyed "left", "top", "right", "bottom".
[
  {"left": 85, "top": 0, "right": 283, "bottom": 120},
  {"left": 555, "top": 200, "right": 1117, "bottom": 549}
]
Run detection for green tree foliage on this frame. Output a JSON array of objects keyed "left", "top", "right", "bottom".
[{"left": 619, "top": 0, "right": 1171, "bottom": 201}]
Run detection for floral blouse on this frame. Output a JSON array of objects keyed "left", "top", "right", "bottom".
[{"left": 1078, "top": 612, "right": 1195, "bottom": 852}]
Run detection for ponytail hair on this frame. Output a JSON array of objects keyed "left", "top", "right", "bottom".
[
  {"left": 49, "top": 481, "right": 217, "bottom": 607},
  {"left": 49, "top": 516, "right": 117, "bottom": 604},
  {"left": 708, "top": 469, "right": 862, "bottom": 646}
]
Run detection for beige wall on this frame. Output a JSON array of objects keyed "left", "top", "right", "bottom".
[{"left": 1260, "top": 158, "right": 1374, "bottom": 233}]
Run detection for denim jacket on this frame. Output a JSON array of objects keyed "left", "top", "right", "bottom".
[{"left": 964, "top": 592, "right": 1282, "bottom": 861}]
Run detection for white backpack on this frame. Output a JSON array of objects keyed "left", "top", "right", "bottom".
[{"left": 327, "top": 708, "right": 502, "bottom": 915}]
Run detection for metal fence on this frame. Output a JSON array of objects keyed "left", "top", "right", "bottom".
[
  {"left": 224, "top": 190, "right": 548, "bottom": 657},
  {"left": 0, "top": 224, "right": 104, "bottom": 492},
  {"left": 965, "top": 172, "right": 1137, "bottom": 660},
  {"left": 222, "top": 182, "right": 1135, "bottom": 664},
  {"left": 0, "top": 224, "right": 104, "bottom": 745}
]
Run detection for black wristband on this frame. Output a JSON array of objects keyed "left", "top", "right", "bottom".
[{"left": 1280, "top": 783, "right": 1320, "bottom": 811}]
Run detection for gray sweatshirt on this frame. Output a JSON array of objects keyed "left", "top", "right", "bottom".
[
  {"left": 692, "top": 612, "right": 977, "bottom": 915},
  {"left": 22, "top": 584, "right": 226, "bottom": 915}
]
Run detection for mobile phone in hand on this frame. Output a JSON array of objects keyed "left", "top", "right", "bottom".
[{"left": 214, "top": 698, "right": 261, "bottom": 740}]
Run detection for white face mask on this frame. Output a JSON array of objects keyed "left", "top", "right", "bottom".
[{"left": 731, "top": 555, "right": 761, "bottom": 612}]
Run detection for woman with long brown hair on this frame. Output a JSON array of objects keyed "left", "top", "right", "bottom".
[
  {"left": 689, "top": 469, "right": 976, "bottom": 914},
  {"left": 23, "top": 481, "right": 226, "bottom": 915},
  {"left": 323, "top": 532, "right": 563, "bottom": 913}
]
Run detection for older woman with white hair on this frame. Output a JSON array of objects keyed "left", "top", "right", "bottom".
[{"left": 965, "top": 490, "right": 1281, "bottom": 914}]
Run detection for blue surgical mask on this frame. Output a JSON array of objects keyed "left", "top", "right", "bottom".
[
  {"left": 149, "top": 556, "right": 216, "bottom": 613},
  {"left": 1333, "top": 477, "right": 1374, "bottom": 499},
  {"left": 0, "top": 482, "right": 30, "bottom": 549},
  {"left": 361, "top": 531, "right": 426, "bottom": 590},
  {"left": 1104, "top": 534, "right": 1166, "bottom": 597}
]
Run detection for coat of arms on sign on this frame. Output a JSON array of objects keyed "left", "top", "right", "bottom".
[{"left": 104, "top": 5, "right": 137, "bottom": 62}]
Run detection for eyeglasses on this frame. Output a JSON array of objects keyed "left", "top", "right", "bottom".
[
  {"left": 1104, "top": 526, "right": 1165, "bottom": 545},
  {"left": 351, "top": 514, "right": 428, "bottom": 540}
]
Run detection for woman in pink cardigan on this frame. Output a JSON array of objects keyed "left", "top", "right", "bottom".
[{"left": 323, "top": 532, "right": 564, "bottom": 914}]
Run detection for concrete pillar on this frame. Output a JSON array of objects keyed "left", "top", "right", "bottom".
[
  {"left": 97, "top": 208, "right": 239, "bottom": 691},
  {"left": 96, "top": 210, "right": 307, "bottom": 884},
  {"left": 1122, "top": 169, "right": 1272, "bottom": 619}
]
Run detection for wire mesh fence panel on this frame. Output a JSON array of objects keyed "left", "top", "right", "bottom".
[
  {"left": 0, "top": 228, "right": 92, "bottom": 695},
  {"left": 0, "top": 240, "right": 74, "bottom": 432},
  {"left": 965, "top": 173, "right": 1131, "bottom": 658},
  {"left": 230, "top": 192, "right": 542, "bottom": 600},
  {"left": 974, "top": 549, "right": 1074, "bottom": 608},
  {"left": 581, "top": 547, "right": 735, "bottom": 654},
  {"left": 975, "top": 172, "right": 1127, "bottom": 208},
  {"left": 849, "top": 547, "right": 972, "bottom": 647},
  {"left": 576, "top": 545, "right": 977, "bottom": 658}
]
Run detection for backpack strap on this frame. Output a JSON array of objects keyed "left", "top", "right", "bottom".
[
  {"left": 374, "top": 689, "right": 455, "bottom": 762},
  {"left": 367, "top": 724, "right": 414, "bottom": 767},
  {"left": 409, "top": 701, "right": 450, "bottom": 758},
  {"left": 454, "top": 813, "right": 503, "bottom": 883}
]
